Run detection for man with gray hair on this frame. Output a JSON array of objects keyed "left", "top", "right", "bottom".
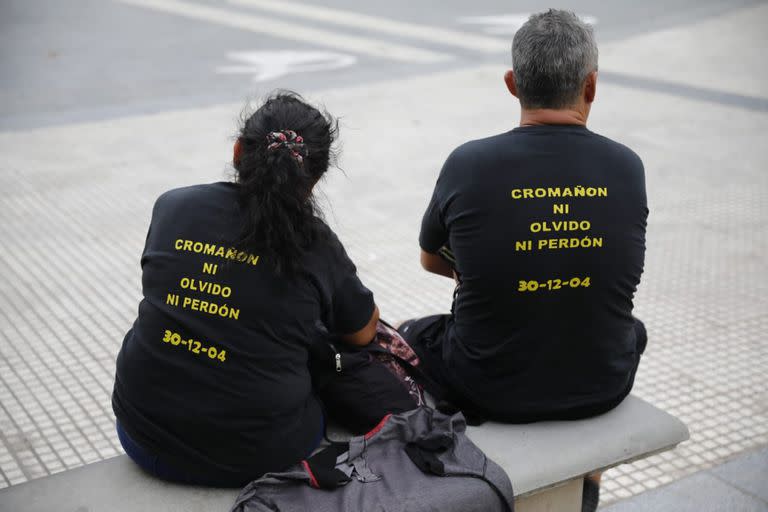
[{"left": 399, "top": 10, "right": 647, "bottom": 507}]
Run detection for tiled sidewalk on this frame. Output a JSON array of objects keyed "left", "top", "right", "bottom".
[
  {"left": 603, "top": 447, "right": 768, "bottom": 511},
  {"left": 1, "top": 5, "right": 767, "bottom": 508}
]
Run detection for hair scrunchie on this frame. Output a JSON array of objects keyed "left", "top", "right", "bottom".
[{"left": 266, "top": 130, "right": 309, "bottom": 165}]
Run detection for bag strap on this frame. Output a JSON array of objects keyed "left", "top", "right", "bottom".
[
  {"left": 359, "top": 329, "right": 449, "bottom": 405},
  {"left": 370, "top": 323, "right": 489, "bottom": 425},
  {"left": 303, "top": 442, "right": 351, "bottom": 489}
]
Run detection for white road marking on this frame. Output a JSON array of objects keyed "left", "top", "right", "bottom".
[
  {"left": 216, "top": 51, "right": 356, "bottom": 82},
  {"left": 458, "top": 14, "right": 598, "bottom": 35},
  {"left": 228, "top": 0, "right": 509, "bottom": 53},
  {"left": 116, "top": 0, "right": 452, "bottom": 63}
]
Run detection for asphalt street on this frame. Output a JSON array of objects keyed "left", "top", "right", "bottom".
[{"left": 0, "top": 0, "right": 763, "bottom": 130}]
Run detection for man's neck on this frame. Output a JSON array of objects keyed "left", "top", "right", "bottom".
[{"left": 519, "top": 107, "right": 588, "bottom": 127}]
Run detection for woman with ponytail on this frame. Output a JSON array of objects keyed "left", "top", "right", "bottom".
[{"left": 112, "top": 92, "right": 408, "bottom": 487}]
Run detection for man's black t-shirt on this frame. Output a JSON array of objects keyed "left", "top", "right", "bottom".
[
  {"left": 419, "top": 125, "right": 647, "bottom": 419},
  {"left": 112, "top": 182, "right": 374, "bottom": 478}
]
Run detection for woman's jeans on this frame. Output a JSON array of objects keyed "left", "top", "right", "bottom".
[{"left": 116, "top": 421, "right": 206, "bottom": 485}]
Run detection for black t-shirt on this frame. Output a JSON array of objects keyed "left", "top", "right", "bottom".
[
  {"left": 112, "top": 182, "right": 374, "bottom": 478},
  {"left": 420, "top": 125, "right": 647, "bottom": 418}
]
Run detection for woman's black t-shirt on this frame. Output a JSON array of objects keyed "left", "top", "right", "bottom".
[{"left": 112, "top": 182, "right": 374, "bottom": 478}]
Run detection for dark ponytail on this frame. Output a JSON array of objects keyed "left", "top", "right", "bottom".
[{"left": 234, "top": 91, "right": 338, "bottom": 274}]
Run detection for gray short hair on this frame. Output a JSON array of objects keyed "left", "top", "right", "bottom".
[{"left": 512, "top": 9, "right": 598, "bottom": 109}]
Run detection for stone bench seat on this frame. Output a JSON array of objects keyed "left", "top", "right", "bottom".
[{"left": 0, "top": 395, "right": 688, "bottom": 512}]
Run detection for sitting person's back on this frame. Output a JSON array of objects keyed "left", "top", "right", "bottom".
[
  {"left": 113, "top": 183, "right": 354, "bottom": 482},
  {"left": 399, "top": 10, "right": 647, "bottom": 423},
  {"left": 112, "top": 93, "right": 384, "bottom": 486}
]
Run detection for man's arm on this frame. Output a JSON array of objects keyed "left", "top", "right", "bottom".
[
  {"left": 419, "top": 148, "right": 465, "bottom": 280},
  {"left": 420, "top": 250, "right": 454, "bottom": 279}
]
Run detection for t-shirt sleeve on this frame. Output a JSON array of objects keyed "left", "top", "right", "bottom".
[
  {"left": 419, "top": 149, "right": 462, "bottom": 253},
  {"left": 331, "top": 274, "right": 375, "bottom": 335},
  {"left": 139, "top": 192, "right": 167, "bottom": 268},
  {"left": 324, "top": 234, "right": 375, "bottom": 335},
  {"left": 419, "top": 187, "right": 448, "bottom": 253}
]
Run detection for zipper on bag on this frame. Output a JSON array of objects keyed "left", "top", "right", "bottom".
[{"left": 328, "top": 343, "right": 342, "bottom": 372}]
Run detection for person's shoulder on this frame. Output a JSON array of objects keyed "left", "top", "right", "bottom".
[
  {"left": 450, "top": 132, "right": 510, "bottom": 158},
  {"left": 154, "top": 182, "right": 236, "bottom": 210},
  {"left": 441, "top": 132, "right": 512, "bottom": 172},
  {"left": 586, "top": 131, "right": 644, "bottom": 170},
  {"left": 304, "top": 220, "right": 357, "bottom": 276},
  {"left": 316, "top": 222, "right": 348, "bottom": 259},
  {"left": 300, "top": 218, "right": 338, "bottom": 256}
]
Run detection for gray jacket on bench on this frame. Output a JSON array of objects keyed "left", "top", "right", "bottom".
[{"left": 231, "top": 407, "right": 514, "bottom": 512}]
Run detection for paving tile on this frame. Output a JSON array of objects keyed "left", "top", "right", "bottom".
[
  {"left": 601, "top": 472, "right": 768, "bottom": 512},
  {"left": 711, "top": 448, "right": 768, "bottom": 503}
]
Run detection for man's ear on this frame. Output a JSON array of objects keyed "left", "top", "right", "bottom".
[
  {"left": 584, "top": 71, "right": 597, "bottom": 104},
  {"left": 233, "top": 138, "right": 243, "bottom": 167},
  {"left": 504, "top": 70, "right": 519, "bottom": 98}
]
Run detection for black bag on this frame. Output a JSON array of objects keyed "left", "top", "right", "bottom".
[{"left": 310, "top": 321, "right": 425, "bottom": 435}]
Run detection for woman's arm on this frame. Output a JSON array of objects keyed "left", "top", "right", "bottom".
[{"left": 340, "top": 305, "right": 380, "bottom": 347}]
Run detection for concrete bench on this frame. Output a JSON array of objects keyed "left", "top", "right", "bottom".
[{"left": 0, "top": 395, "right": 688, "bottom": 512}]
